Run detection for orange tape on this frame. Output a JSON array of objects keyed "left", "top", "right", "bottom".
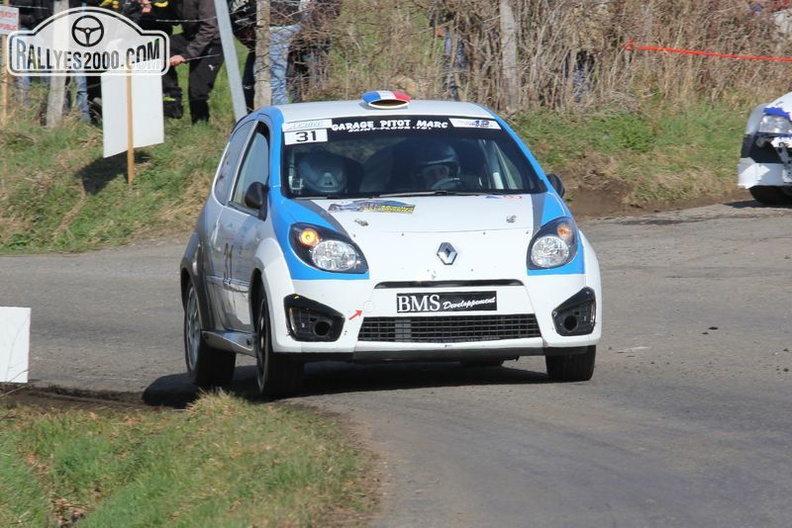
[{"left": 623, "top": 39, "right": 792, "bottom": 63}]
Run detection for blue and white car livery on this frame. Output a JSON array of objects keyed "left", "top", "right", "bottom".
[
  {"left": 180, "top": 91, "right": 602, "bottom": 397},
  {"left": 739, "top": 92, "right": 792, "bottom": 205}
]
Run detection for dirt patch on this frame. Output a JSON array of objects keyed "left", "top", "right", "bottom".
[
  {"left": 567, "top": 184, "right": 751, "bottom": 221},
  {"left": 1, "top": 384, "right": 154, "bottom": 411}
]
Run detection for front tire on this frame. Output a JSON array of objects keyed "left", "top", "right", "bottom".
[
  {"left": 545, "top": 345, "right": 596, "bottom": 382},
  {"left": 184, "top": 280, "right": 236, "bottom": 389},
  {"left": 255, "top": 289, "right": 304, "bottom": 399},
  {"left": 749, "top": 186, "right": 792, "bottom": 205}
]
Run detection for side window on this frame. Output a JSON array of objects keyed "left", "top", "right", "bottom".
[
  {"left": 232, "top": 125, "right": 270, "bottom": 207},
  {"left": 214, "top": 121, "right": 255, "bottom": 203}
]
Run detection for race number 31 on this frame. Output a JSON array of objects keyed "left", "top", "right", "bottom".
[{"left": 285, "top": 129, "right": 328, "bottom": 145}]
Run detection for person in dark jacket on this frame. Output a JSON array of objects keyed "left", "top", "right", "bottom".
[{"left": 162, "top": 0, "right": 225, "bottom": 122}]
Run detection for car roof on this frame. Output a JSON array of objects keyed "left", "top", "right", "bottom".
[{"left": 257, "top": 99, "right": 497, "bottom": 125}]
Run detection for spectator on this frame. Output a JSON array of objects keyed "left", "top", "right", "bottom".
[
  {"left": 287, "top": 0, "right": 342, "bottom": 102},
  {"left": 163, "top": 0, "right": 225, "bottom": 122},
  {"left": 429, "top": 2, "right": 469, "bottom": 101},
  {"left": 568, "top": 0, "right": 614, "bottom": 102},
  {"left": 269, "top": 1, "right": 305, "bottom": 105},
  {"left": 230, "top": 0, "right": 315, "bottom": 110}
]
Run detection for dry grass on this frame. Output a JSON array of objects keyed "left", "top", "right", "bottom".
[{"left": 309, "top": 0, "right": 792, "bottom": 112}]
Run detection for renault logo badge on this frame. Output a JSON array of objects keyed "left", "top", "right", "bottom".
[{"left": 437, "top": 242, "right": 457, "bottom": 265}]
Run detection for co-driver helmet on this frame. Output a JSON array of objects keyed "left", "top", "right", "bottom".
[{"left": 297, "top": 151, "right": 347, "bottom": 194}]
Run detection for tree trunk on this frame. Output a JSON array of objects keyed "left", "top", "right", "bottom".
[
  {"left": 499, "top": 0, "right": 519, "bottom": 113},
  {"left": 254, "top": 0, "right": 271, "bottom": 108},
  {"left": 46, "top": 0, "right": 68, "bottom": 127}
]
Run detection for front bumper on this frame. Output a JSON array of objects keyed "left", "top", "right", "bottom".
[
  {"left": 739, "top": 133, "right": 792, "bottom": 188},
  {"left": 270, "top": 276, "right": 601, "bottom": 359}
]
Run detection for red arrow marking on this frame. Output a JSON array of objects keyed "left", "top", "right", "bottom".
[{"left": 349, "top": 309, "right": 363, "bottom": 320}]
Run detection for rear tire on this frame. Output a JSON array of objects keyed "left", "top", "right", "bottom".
[
  {"left": 545, "top": 345, "right": 596, "bottom": 382},
  {"left": 183, "top": 281, "right": 236, "bottom": 389},
  {"left": 255, "top": 288, "right": 304, "bottom": 399},
  {"left": 749, "top": 186, "right": 792, "bottom": 205}
]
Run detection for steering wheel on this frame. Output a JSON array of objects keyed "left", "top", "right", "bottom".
[{"left": 430, "top": 177, "right": 463, "bottom": 191}]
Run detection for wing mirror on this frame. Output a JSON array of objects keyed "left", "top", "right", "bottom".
[
  {"left": 546, "top": 173, "right": 566, "bottom": 198},
  {"left": 244, "top": 182, "right": 269, "bottom": 220}
]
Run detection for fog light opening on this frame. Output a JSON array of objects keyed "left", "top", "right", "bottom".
[
  {"left": 562, "top": 315, "right": 579, "bottom": 332},
  {"left": 313, "top": 320, "right": 332, "bottom": 337}
]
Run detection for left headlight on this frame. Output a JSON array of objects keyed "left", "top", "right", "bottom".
[
  {"left": 758, "top": 114, "right": 792, "bottom": 135},
  {"left": 290, "top": 223, "right": 368, "bottom": 273},
  {"left": 528, "top": 217, "right": 579, "bottom": 269}
]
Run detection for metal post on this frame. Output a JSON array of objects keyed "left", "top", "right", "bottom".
[{"left": 214, "top": 0, "right": 246, "bottom": 120}]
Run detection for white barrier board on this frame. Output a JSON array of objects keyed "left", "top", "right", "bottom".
[
  {"left": 101, "top": 62, "right": 165, "bottom": 158},
  {"left": 0, "top": 307, "right": 30, "bottom": 383}
]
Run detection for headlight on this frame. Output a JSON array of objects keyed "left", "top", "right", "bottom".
[
  {"left": 310, "top": 240, "right": 359, "bottom": 271},
  {"left": 758, "top": 114, "right": 792, "bottom": 135},
  {"left": 528, "top": 217, "right": 578, "bottom": 269},
  {"left": 290, "top": 223, "right": 368, "bottom": 273}
]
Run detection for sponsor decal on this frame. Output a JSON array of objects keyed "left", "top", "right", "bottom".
[
  {"left": 326, "top": 117, "right": 456, "bottom": 134},
  {"left": 331, "top": 119, "right": 414, "bottom": 132},
  {"left": 328, "top": 199, "right": 416, "bottom": 214},
  {"left": 303, "top": 116, "right": 502, "bottom": 138},
  {"left": 282, "top": 119, "right": 333, "bottom": 132},
  {"left": 449, "top": 118, "right": 501, "bottom": 129},
  {"left": 7, "top": 7, "right": 168, "bottom": 76},
  {"left": 396, "top": 291, "right": 498, "bottom": 313}
]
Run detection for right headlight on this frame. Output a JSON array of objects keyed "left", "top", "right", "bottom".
[
  {"left": 528, "top": 217, "right": 579, "bottom": 269},
  {"left": 290, "top": 223, "right": 368, "bottom": 273},
  {"left": 757, "top": 114, "right": 792, "bottom": 135}
]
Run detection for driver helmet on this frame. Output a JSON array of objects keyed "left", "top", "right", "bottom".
[
  {"left": 411, "top": 141, "right": 460, "bottom": 188},
  {"left": 298, "top": 151, "right": 347, "bottom": 194}
]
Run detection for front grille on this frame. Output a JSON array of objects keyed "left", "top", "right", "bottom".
[{"left": 358, "top": 314, "right": 540, "bottom": 343}]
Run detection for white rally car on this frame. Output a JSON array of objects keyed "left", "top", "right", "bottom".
[
  {"left": 739, "top": 92, "right": 792, "bottom": 205},
  {"left": 180, "top": 91, "right": 602, "bottom": 397}
]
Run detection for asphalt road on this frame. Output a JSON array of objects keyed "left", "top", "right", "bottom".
[{"left": 2, "top": 200, "right": 791, "bottom": 527}]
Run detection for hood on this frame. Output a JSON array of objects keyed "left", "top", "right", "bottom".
[
  {"left": 303, "top": 194, "right": 565, "bottom": 282},
  {"left": 314, "top": 195, "right": 548, "bottom": 236},
  {"left": 276, "top": 192, "right": 576, "bottom": 282}
]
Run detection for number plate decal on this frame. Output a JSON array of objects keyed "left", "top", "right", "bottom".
[
  {"left": 284, "top": 129, "right": 329, "bottom": 145},
  {"left": 396, "top": 292, "right": 497, "bottom": 313}
]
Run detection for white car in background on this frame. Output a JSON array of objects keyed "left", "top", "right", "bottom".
[
  {"left": 179, "top": 91, "right": 602, "bottom": 398},
  {"left": 739, "top": 92, "right": 792, "bottom": 205}
]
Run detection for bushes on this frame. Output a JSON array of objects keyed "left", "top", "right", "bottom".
[{"left": 321, "top": 0, "right": 792, "bottom": 111}]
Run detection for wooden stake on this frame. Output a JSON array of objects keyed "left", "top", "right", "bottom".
[{"left": 126, "top": 66, "right": 135, "bottom": 187}]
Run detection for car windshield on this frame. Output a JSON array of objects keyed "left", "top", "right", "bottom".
[{"left": 281, "top": 115, "right": 546, "bottom": 198}]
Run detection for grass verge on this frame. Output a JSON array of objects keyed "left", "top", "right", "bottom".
[
  {"left": 0, "top": 98, "right": 748, "bottom": 254},
  {"left": 0, "top": 391, "right": 376, "bottom": 527}
]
